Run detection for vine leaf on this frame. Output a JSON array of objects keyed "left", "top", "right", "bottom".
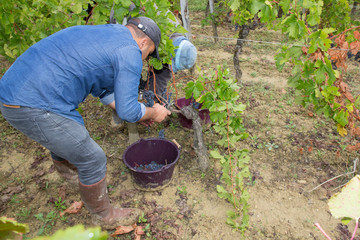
[
  {"left": 0, "top": 216, "right": 29, "bottom": 237},
  {"left": 354, "top": 31, "right": 360, "bottom": 40},
  {"left": 328, "top": 175, "right": 360, "bottom": 222},
  {"left": 337, "top": 124, "right": 347, "bottom": 137},
  {"left": 350, "top": 41, "right": 360, "bottom": 55}
]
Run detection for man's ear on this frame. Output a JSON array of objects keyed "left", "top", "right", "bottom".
[{"left": 138, "top": 38, "right": 148, "bottom": 50}]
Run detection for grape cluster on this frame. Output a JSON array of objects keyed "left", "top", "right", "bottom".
[
  {"left": 143, "top": 90, "right": 155, "bottom": 107},
  {"left": 158, "top": 129, "right": 165, "bottom": 139},
  {"left": 133, "top": 161, "right": 164, "bottom": 171}
]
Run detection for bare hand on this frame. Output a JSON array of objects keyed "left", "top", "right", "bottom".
[{"left": 152, "top": 103, "right": 171, "bottom": 123}]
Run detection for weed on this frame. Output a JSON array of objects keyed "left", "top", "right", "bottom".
[
  {"left": 10, "top": 194, "right": 21, "bottom": 204},
  {"left": 176, "top": 186, "right": 187, "bottom": 195},
  {"left": 54, "top": 197, "right": 67, "bottom": 211},
  {"left": 144, "top": 223, "right": 151, "bottom": 237},
  {"left": 265, "top": 142, "right": 279, "bottom": 151},
  {"left": 16, "top": 207, "right": 32, "bottom": 219},
  {"left": 169, "top": 122, "right": 179, "bottom": 130},
  {"left": 92, "top": 134, "right": 101, "bottom": 141},
  {"left": 35, "top": 211, "right": 58, "bottom": 236},
  {"left": 60, "top": 215, "right": 68, "bottom": 222},
  {"left": 138, "top": 212, "right": 147, "bottom": 224},
  {"left": 285, "top": 120, "right": 296, "bottom": 129}
]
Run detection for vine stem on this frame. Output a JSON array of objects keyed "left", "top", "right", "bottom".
[
  {"left": 314, "top": 223, "right": 332, "bottom": 240},
  {"left": 169, "top": 65, "right": 178, "bottom": 106},
  {"left": 351, "top": 218, "right": 359, "bottom": 240},
  {"left": 225, "top": 101, "right": 237, "bottom": 210},
  {"left": 329, "top": 26, "right": 360, "bottom": 40}
]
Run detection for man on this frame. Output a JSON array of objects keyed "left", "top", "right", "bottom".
[{"left": 0, "top": 17, "right": 170, "bottom": 229}]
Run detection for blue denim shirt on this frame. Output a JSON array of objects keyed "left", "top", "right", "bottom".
[{"left": 0, "top": 24, "right": 146, "bottom": 125}]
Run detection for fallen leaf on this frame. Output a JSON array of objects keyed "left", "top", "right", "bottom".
[
  {"left": 60, "top": 201, "right": 83, "bottom": 217},
  {"left": 111, "top": 224, "right": 136, "bottom": 237},
  {"left": 3, "top": 186, "right": 23, "bottom": 194},
  {"left": 307, "top": 146, "right": 313, "bottom": 152},
  {"left": 135, "top": 226, "right": 145, "bottom": 235},
  {"left": 346, "top": 143, "right": 360, "bottom": 151},
  {"left": 299, "top": 148, "right": 304, "bottom": 154},
  {"left": 308, "top": 112, "right": 314, "bottom": 117},
  {"left": 336, "top": 150, "right": 341, "bottom": 157}
]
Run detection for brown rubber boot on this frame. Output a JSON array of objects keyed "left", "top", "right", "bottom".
[
  {"left": 52, "top": 159, "right": 79, "bottom": 185},
  {"left": 79, "top": 177, "right": 142, "bottom": 229}
]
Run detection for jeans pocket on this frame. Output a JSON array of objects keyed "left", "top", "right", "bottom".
[{"left": 4, "top": 116, "right": 49, "bottom": 144}]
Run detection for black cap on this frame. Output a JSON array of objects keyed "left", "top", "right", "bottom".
[{"left": 128, "top": 17, "right": 161, "bottom": 60}]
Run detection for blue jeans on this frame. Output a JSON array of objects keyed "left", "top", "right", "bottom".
[{"left": 0, "top": 103, "right": 106, "bottom": 185}]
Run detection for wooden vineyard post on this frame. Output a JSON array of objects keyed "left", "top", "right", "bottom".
[
  {"left": 180, "top": 0, "right": 195, "bottom": 75},
  {"left": 180, "top": 0, "right": 191, "bottom": 39},
  {"left": 209, "top": 0, "right": 218, "bottom": 43}
]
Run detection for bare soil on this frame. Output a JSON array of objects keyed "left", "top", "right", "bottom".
[{"left": 1, "top": 11, "right": 360, "bottom": 240}]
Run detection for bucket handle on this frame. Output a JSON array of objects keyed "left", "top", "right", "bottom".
[{"left": 172, "top": 139, "right": 181, "bottom": 149}]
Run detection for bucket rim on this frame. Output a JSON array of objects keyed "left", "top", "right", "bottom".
[{"left": 123, "top": 137, "right": 180, "bottom": 173}]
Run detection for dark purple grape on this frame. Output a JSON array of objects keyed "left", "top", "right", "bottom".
[
  {"left": 133, "top": 161, "right": 164, "bottom": 171},
  {"left": 158, "top": 129, "right": 165, "bottom": 139}
]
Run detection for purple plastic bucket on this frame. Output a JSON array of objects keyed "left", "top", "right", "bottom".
[
  {"left": 176, "top": 97, "right": 211, "bottom": 129},
  {"left": 123, "top": 138, "right": 180, "bottom": 190}
]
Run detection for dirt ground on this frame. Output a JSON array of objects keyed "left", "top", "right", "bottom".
[{"left": 1, "top": 9, "right": 360, "bottom": 240}]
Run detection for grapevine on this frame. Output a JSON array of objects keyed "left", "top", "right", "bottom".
[{"left": 185, "top": 65, "right": 250, "bottom": 232}]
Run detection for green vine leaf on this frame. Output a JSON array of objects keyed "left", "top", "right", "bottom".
[
  {"left": 0, "top": 217, "right": 29, "bottom": 239},
  {"left": 33, "top": 225, "right": 108, "bottom": 240}
]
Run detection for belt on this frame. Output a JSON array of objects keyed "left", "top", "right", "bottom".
[{"left": 3, "top": 104, "right": 21, "bottom": 108}]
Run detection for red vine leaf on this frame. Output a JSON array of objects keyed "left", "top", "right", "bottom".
[
  {"left": 335, "top": 34, "right": 346, "bottom": 45},
  {"left": 309, "top": 49, "right": 324, "bottom": 62},
  {"left": 350, "top": 41, "right": 360, "bottom": 54},
  {"left": 354, "top": 31, "right": 360, "bottom": 40},
  {"left": 301, "top": 46, "right": 308, "bottom": 55}
]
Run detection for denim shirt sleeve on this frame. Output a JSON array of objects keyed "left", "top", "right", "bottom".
[
  {"left": 100, "top": 92, "right": 146, "bottom": 119},
  {"left": 112, "top": 46, "right": 146, "bottom": 122}
]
